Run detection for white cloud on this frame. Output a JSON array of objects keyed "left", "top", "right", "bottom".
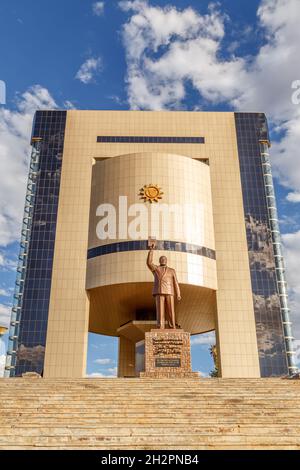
[
  {"left": 120, "top": 0, "right": 300, "bottom": 116},
  {"left": 282, "top": 231, "right": 300, "bottom": 340},
  {"left": 0, "top": 338, "right": 7, "bottom": 377},
  {"left": 93, "top": 2, "right": 105, "bottom": 16},
  {"left": 0, "top": 85, "right": 57, "bottom": 247},
  {"left": 86, "top": 372, "right": 116, "bottom": 378},
  {"left": 191, "top": 331, "right": 215, "bottom": 346},
  {"left": 196, "top": 370, "right": 209, "bottom": 378},
  {"left": 294, "top": 340, "right": 300, "bottom": 367},
  {"left": 0, "top": 354, "right": 6, "bottom": 377},
  {"left": 0, "top": 304, "right": 10, "bottom": 328},
  {"left": 0, "top": 252, "right": 17, "bottom": 270},
  {"left": 108, "top": 94, "right": 126, "bottom": 105},
  {"left": 0, "top": 288, "right": 10, "bottom": 297},
  {"left": 235, "top": 0, "right": 300, "bottom": 202},
  {"left": 120, "top": 0, "right": 246, "bottom": 109},
  {"left": 75, "top": 57, "right": 102, "bottom": 84},
  {"left": 286, "top": 192, "right": 300, "bottom": 203},
  {"left": 279, "top": 214, "right": 300, "bottom": 231},
  {"left": 271, "top": 111, "right": 300, "bottom": 194},
  {"left": 63, "top": 100, "right": 76, "bottom": 110},
  {"left": 93, "top": 358, "right": 114, "bottom": 365},
  {"left": 233, "top": 1, "right": 300, "bottom": 119}
]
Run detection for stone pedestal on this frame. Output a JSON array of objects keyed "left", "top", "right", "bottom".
[
  {"left": 21, "top": 372, "right": 42, "bottom": 378},
  {"left": 140, "top": 329, "right": 198, "bottom": 378}
]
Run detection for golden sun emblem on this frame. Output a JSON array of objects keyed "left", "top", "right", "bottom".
[{"left": 139, "top": 184, "right": 164, "bottom": 203}]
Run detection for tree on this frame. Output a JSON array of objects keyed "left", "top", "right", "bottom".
[{"left": 209, "top": 344, "right": 219, "bottom": 377}]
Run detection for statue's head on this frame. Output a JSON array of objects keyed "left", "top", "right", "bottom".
[{"left": 159, "top": 255, "right": 167, "bottom": 266}]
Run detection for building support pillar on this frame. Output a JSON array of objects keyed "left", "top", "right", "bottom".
[{"left": 118, "top": 336, "right": 136, "bottom": 377}]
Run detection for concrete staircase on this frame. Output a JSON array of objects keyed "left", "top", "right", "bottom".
[{"left": 0, "top": 377, "right": 300, "bottom": 450}]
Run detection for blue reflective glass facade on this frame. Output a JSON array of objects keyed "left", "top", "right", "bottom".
[
  {"left": 14, "top": 110, "right": 66, "bottom": 376},
  {"left": 235, "top": 112, "right": 288, "bottom": 377}
]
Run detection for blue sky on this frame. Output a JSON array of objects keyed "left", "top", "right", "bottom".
[
  {"left": 1, "top": 0, "right": 300, "bottom": 376},
  {"left": 0, "top": 0, "right": 263, "bottom": 111}
]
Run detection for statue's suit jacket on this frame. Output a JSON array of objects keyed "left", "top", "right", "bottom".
[{"left": 147, "top": 250, "right": 181, "bottom": 297}]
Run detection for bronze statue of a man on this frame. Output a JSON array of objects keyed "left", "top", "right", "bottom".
[{"left": 147, "top": 243, "right": 181, "bottom": 329}]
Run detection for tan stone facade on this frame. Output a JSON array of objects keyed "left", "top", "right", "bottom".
[{"left": 43, "top": 111, "right": 260, "bottom": 379}]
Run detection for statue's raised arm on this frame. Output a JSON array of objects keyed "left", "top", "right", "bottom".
[{"left": 147, "top": 244, "right": 157, "bottom": 273}]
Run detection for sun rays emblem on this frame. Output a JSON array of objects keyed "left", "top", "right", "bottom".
[{"left": 139, "top": 184, "right": 164, "bottom": 203}]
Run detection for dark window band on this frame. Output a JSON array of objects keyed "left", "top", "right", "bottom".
[
  {"left": 97, "top": 136, "right": 205, "bottom": 144},
  {"left": 88, "top": 240, "right": 215, "bottom": 260}
]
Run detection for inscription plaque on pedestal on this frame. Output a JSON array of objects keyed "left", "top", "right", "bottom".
[
  {"left": 155, "top": 358, "right": 181, "bottom": 368},
  {"left": 140, "top": 329, "right": 198, "bottom": 378}
]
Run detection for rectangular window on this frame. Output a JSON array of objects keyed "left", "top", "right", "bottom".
[{"left": 97, "top": 136, "right": 205, "bottom": 144}]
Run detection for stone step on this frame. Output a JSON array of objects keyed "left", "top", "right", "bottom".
[
  {"left": 1, "top": 391, "right": 297, "bottom": 396},
  {"left": 0, "top": 383, "right": 298, "bottom": 388},
  {"left": 2, "top": 389, "right": 296, "bottom": 393},
  {"left": 1, "top": 410, "right": 299, "bottom": 418},
  {"left": 1, "top": 445, "right": 299, "bottom": 450},
  {"left": 1, "top": 390, "right": 299, "bottom": 396},
  {"left": 0, "top": 426, "right": 300, "bottom": 438},
  {"left": 2, "top": 415, "right": 298, "bottom": 423},
  {"left": 2, "top": 387, "right": 297, "bottom": 392},
  {"left": 0, "top": 378, "right": 299, "bottom": 392},
  {"left": 1, "top": 409, "right": 298, "bottom": 416},
  {"left": 1, "top": 400, "right": 298, "bottom": 409},
  {"left": 3, "top": 393, "right": 296, "bottom": 398},
  {"left": 1, "top": 416, "right": 299, "bottom": 424},
  {"left": 1, "top": 408, "right": 298, "bottom": 415},
  {"left": 0, "top": 433, "right": 300, "bottom": 447},
  {"left": 1, "top": 396, "right": 298, "bottom": 402},
  {"left": 2, "top": 408, "right": 299, "bottom": 416},
  {"left": 1, "top": 397, "right": 297, "bottom": 403},
  {"left": 1, "top": 381, "right": 296, "bottom": 384},
  {"left": 1, "top": 398, "right": 298, "bottom": 404},
  {"left": 2, "top": 414, "right": 299, "bottom": 422},
  {"left": 1, "top": 378, "right": 297, "bottom": 384},
  {"left": 1, "top": 398, "right": 298, "bottom": 406}
]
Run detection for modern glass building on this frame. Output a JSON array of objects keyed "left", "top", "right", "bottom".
[{"left": 5, "top": 110, "right": 296, "bottom": 378}]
